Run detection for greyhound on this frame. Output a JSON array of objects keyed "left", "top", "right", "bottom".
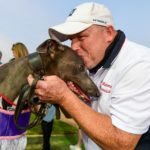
[
  {"left": 0, "top": 39, "right": 99, "bottom": 101},
  {"left": 0, "top": 39, "right": 100, "bottom": 133}
]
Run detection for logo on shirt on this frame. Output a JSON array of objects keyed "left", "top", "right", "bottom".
[{"left": 100, "top": 82, "right": 112, "bottom": 93}]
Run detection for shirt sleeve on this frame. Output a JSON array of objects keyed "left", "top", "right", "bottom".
[{"left": 111, "top": 61, "right": 150, "bottom": 134}]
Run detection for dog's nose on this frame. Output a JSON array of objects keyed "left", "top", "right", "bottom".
[{"left": 96, "top": 91, "right": 100, "bottom": 97}]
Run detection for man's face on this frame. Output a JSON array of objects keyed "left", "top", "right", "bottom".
[{"left": 70, "top": 25, "right": 112, "bottom": 69}]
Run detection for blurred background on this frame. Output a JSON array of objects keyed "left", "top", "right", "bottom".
[{"left": 0, "top": 0, "right": 150, "bottom": 63}]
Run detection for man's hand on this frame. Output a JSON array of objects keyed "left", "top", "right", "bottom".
[{"left": 27, "top": 74, "right": 71, "bottom": 104}]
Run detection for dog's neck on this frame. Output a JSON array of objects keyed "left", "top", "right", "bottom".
[
  {"left": 0, "top": 57, "right": 34, "bottom": 101},
  {"left": 28, "top": 52, "right": 44, "bottom": 75}
]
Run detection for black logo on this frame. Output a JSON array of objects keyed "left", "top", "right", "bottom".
[
  {"left": 93, "top": 19, "right": 107, "bottom": 24},
  {"left": 68, "top": 8, "right": 76, "bottom": 16}
]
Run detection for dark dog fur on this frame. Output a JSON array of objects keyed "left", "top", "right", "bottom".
[{"left": 0, "top": 39, "right": 99, "bottom": 107}]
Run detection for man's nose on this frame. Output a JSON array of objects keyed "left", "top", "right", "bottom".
[{"left": 71, "top": 38, "right": 80, "bottom": 51}]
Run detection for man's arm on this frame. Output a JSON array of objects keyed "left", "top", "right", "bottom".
[
  {"left": 28, "top": 75, "right": 141, "bottom": 150},
  {"left": 59, "top": 88, "right": 141, "bottom": 150}
]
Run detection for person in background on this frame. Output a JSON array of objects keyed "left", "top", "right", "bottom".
[
  {"left": 0, "top": 42, "right": 29, "bottom": 150},
  {"left": 69, "top": 128, "right": 83, "bottom": 150},
  {"left": 28, "top": 2, "right": 150, "bottom": 150},
  {"left": 0, "top": 50, "right": 2, "bottom": 65},
  {"left": 58, "top": 108, "right": 83, "bottom": 150},
  {"left": 12, "top": 42, "right": 29, "bottom": 59},
  {"left": 41, "top": 104, "right": 56, "bottom": 150}
]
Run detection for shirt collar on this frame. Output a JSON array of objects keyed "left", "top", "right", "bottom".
[{"left": 89, "top": 30, "right": 126, "bottom": 74}]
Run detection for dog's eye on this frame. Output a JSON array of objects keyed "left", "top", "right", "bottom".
[{"left": 78, "top": 64, "right": 84, "bottom": 71}]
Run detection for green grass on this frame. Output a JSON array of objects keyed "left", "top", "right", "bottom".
[
  {"left": 27, "top": 119, "right": 78, "bottom": 135},
  {"left": 26, "top": 119, "right": 85, "bottom": 150},
  {"left": 26, "top": 134, "right": 79, "bottom": 150}
]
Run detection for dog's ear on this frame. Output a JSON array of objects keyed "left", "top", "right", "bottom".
[
  {"left": 47, "top": 39, "right": 58, "bottom": 59},
  {"left": 36, "top": 39, "right": 50, "bottom": 53},
  {"left": 36, "top": 39, "right": 65, "bottom": 59},
  {"left": 48, "top": 40, "right": 65, "bottom": 60}
]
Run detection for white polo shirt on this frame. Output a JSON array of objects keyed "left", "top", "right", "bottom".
[{"left": 83, "top": 39, "right": 150, "bottom": 150}]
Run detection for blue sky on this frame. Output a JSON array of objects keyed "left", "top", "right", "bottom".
[{"left": 0, "top": 0, "right": 150, "bottom": 63}]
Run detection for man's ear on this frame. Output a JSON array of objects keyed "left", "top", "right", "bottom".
[{"left": 106, "top": 25, "right": 116, "bottom": 42}]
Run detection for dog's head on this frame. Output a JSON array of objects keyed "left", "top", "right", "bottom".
[{"left": 36, "top": 39, "right": 100, "bottom": 102}]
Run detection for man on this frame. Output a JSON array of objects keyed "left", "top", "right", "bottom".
[
  {"left": 28, "top": 2, "right": 150, "bottom": 150},
  {"left": 0, "top": 50, "right": 2, "bottom": 65}
]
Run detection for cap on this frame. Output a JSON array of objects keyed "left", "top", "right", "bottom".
[{"left": 49, "top": 2, "right": 114, "bottom": 42}]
